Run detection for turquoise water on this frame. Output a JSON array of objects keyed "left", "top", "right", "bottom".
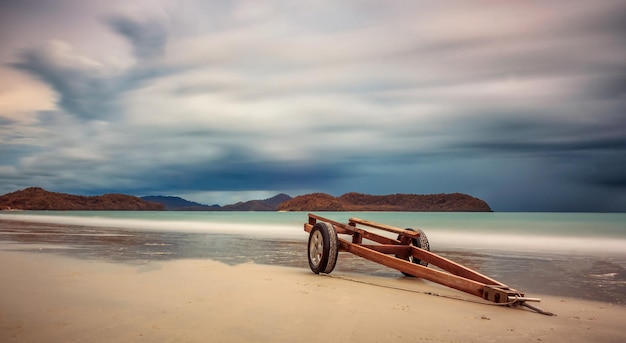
[
  {"left": 1, "top": 211, "right": 625, "bottom": 303},
  {"left": 2, "top": 211, "right": 625, "bottom": 255}
]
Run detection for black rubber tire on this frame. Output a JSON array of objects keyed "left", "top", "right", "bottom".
[
  {"left": 397, "top": 228, "right": 430, "bottom": 277},
  {"left": 307, "top": 222, "right": 339, "bottom": 274}
]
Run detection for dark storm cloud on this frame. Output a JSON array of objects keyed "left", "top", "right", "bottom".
[
  {"left": 578, "top": 149, "right": 626, "bottom": 189},
  {"left": 105, "top": 14, "right": 168, "bottom": 60},
  {"left": 10, "top": 14, "right": 173, "bottom": 121},
  {"left": 3, "top": 0, "right": 626, "bottom": 211},
  {"left": 71, "top": 156, "right": 352, "bottom": 197},
  {"left": 0, "top": 144, "right": 37, "bottom": 167},
  {"left": 447, "top": 112, "right": 626, "bottom": 197},
  {"left": 463, "top": 135, "right": 626, "bottom": 154},
  {"left": 12, "top": 44, "right": 118, "bottom": 120},
  {"left": 159, "top": 160, "right": 348, "bottom": 192},
  {"left": 175, "top": 145, "right": 350, "bottom": 190},
  {"left": 587, "top": 73, "right": 626, "bottom": 100}
]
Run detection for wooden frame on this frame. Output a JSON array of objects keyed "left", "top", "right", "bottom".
[{"left": 304, "top": 213, "right": 546, "bottom": 312}]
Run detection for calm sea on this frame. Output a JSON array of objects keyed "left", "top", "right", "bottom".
[{"left": 1, "top": 211, "right": 625, "bottom": 304}]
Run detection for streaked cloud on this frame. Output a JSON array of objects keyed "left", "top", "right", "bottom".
[{"left": 0, "top": 0, "right": 625, "bottom": 211}]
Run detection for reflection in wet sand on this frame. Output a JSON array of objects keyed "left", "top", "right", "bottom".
[{"left": 1, "top": 219, "right": 624, "bottom": 304}]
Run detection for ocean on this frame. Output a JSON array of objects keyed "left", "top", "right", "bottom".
[{"left": 1, "top": 211, "right": 625, "bottom": 304}]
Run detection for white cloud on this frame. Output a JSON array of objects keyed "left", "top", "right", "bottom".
[{"left": 1, "top": 0, "right": 625, "bottom": 210}]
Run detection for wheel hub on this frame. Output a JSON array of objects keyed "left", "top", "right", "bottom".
[{"left": 309, "top": 230, "right": 323, "bottom": 266}]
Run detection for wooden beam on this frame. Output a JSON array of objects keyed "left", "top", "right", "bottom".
[
  {"left": 308, "top": 213, "right": 346, "bottom": 228},
  {"left": 307, "top": 213, "right": 400, "bottom": 244},
  {"left": 354, "top": 228, "right": 399, "bottom": 245},
  {"left": 304, "top": 223, "right": 312, "bottom": 233},
  {"left": 358, "top": 244, "right": 410, "bottom": 255},
  {"left": 410, "top": 247, "right": 506, "bottom": 286},
  {"left": 349, "top": 217, "right": 421, "bottom": 238},
  {"left": 305, "top": 223, "right": 352, "bottom": 235},
  {"left": 338, "top": 238, "right": 486, "bottom": 298}
]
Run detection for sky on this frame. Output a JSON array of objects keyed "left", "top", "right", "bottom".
[{"left": 1, "top": 0, "right": 625, "bottom": 212}]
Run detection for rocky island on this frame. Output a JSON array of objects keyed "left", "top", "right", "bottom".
[
  {"left": 0, "top": 187, "right": 164, "bottom": 211},
  {"left": 277, "top": 192, "right": 492, "bottom": 212}
]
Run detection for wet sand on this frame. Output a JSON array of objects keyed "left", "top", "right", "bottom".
[
  {"left": 2, "top": 218, "right": 626, "bottom": 305},
  {"left": 1, "top": 250, "right": 625, "bottom": 343}
]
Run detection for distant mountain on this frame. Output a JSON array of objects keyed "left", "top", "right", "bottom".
[
  {"left": 142, "top": 193, "right": 292, "bottom": 211},
  {"left": 141, "top": 195, "right": 220, "bottom": 211},
  {"left": 0, "top": 187, "right": 164, "bottom": 211},
  {"left": 0, "top": 188, "right": 489, "bottom": 212},
  {"left": 220, "top": 193, "right": 292, "bottom": 211},
  {"left": 277, "top": 192, "right": 492, "bottom": 212}
]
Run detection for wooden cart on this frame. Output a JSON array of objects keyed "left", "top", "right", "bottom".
[{"left": 304, "top": 213, "right": 552, "bottom": 315}]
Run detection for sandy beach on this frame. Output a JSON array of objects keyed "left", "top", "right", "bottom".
[{"left": 1, "top": 250, "right": 624, "bottom": 343}]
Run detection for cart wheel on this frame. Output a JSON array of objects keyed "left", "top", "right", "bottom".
[
  {"left": 308, "top": 222, "right": 339, "bottom": 274},
  {"left": 397, "top": 228, "right": 430, "bottom": 277}
]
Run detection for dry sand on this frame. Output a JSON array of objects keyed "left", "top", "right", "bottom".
[{"left": 1, "top": 250, "right": 624, "bottom": 343}]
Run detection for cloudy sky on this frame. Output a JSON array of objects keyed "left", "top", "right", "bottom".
[{"left": 1, "top": 0, "right": 625, "bottom": 211}]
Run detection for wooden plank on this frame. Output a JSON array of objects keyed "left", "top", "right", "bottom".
[
  {"left": 349, "top": 217, "right": 421, "bottom": 238},
  {"left": 358, "top": 244, "right": 410, "bottom": 255},
  {"left": 308, "top": 213, "right": 347, "bottom": 228},
  {"left": 308, "top": 214, "right": 399, "bottom": 244},
  {"left": 354, "top": 228, "right": 399, "bottom": 245},
  {"left": 308, "top": 214, "right": 359, "bottom": 233},
  {"left": 310, "top": 213, "right": 412, "bottom": 239},
  {"left": 338, "top": 238, "right": 486, "bottom": 298},
  {"left": 304, "top": 223, "right": 351, "bottom": 235},
  {"left": 410, "top": 247, "right": 506, "bottom": 286}
]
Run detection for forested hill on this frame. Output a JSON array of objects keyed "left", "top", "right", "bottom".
[
  {"left": 276, "top": 192, "right": 492, "bottom": 212},
  {"left": 0, "top": 187, "right": 164, "bottom": 211}
]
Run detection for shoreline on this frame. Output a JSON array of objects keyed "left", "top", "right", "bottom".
[
  {"left": 1, "top": 217, "right": 626, "bottom": 305},
  {"left": 1, "top": 250, "right": 625, "bottom": 342}
]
